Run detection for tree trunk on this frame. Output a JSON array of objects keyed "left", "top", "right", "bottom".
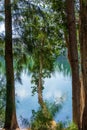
[
  {"left": 4, "top": 0, "right": 19, "bottom": 129},
  {"left": 80, "top": 75, "right": 85, "bottom": 128},
  {"left": 38, "top": 55, "right": 46, "bottom": 110},
  {"left": 80, "top": 0, "right": 87, "bottom": 129},
  {"left": 66, "top": 0, "right": 81, "bottom": 129},
  {"left": 37, "top": 54, "right": 49, "bottom": 117}
]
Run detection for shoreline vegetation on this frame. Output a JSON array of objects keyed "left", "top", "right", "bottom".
[{"left": 0, "top": 120, "right": 78, "bottom": 130}]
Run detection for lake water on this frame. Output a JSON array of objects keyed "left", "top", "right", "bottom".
[{"left": 15, "top": 61, "right": 72, "bottom": 127}]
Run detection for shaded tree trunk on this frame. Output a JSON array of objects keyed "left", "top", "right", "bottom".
[
  {"left": 66, "top": 0, "right": 81, "bottom": 129},
  {"left": 4, "top": 0, "right": 19, "bottom": 129},
  {"left": 80, "top": 0, "right": 87, "bottom": 129}
]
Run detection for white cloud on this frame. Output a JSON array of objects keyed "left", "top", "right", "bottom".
[
  {"left": 15, "top": 73, "right": 32, "bottom": 100},
  {"left": 16, "top": 88, "right": 30, "bottom": 99},
  {"left": 0, "top": 24, "right": 5, "bottom": 32},
  {"left": 44, "top": 90, "right": 62, "bottom": 100}
]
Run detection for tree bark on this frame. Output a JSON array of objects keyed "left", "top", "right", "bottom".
[
  {"left": 80, "top": 75, "right": 85, "bottom": 128},
  {"left": 66, "top": 0, "right": 81, "bottom": 129},
  {"left": 37, "top": 53, "right": 50, "bottom": 118},
  {"left": 4, "top": 0, "right": 19, "bottom": 129},
  {"left": 80, "top": 0, "right": 87, "bottom": 129},
  {"left": 38, "top": 54, "right": 47, "bottom": 110},
  {"left": 38, "top": 55, "right": 44, "bottom": 107}
]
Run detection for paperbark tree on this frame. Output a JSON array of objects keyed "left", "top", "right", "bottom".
[
  {"left": 4, "top": 0, "right": 19, "bottom": 129},
  {"left": 66, "top": 0, "right": 81, "bottom": 129}
]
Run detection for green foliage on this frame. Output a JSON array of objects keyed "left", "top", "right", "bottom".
[
  {"left": 0, "top": 42, "right": 5, "bottom": 74},
  {"left": 0, "top": 57, "right": 5, "bottom": 74},
  {"left": 31, "top": 108, "right": 52, "bottom": 130},
  {"left": 0, "top": 16, "right": 4, "bottom": 22},
  {"left": 31, "top": 100, "right": 64, "bottom": 130},
  {"left": 82, "top": 0, "right": 87, "bottom": 6},
  {"left": 45, "top": 100, "right": 63, "bottom": 118},
  {"left": 0, "top": 75, "right": 6, "bottom": 127},
  {"left": 56, "top": 122, "right": 64, "bottom": 130},
  {"left": 67, "top": 122, "right": 78, "bottom": 130},
  {"left": 54, "top": 55, "right": 71, "bottom": 76}
]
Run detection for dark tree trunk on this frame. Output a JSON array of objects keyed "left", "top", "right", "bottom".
[
  {"left": 80, "top": 0, "right": 87, "bottom": 130},
  {"left": 66, "top": 0, "right": 81, "bottom": 129},
  {"left": 4, "top": 0, "right": 19, "bottom": 129}
]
